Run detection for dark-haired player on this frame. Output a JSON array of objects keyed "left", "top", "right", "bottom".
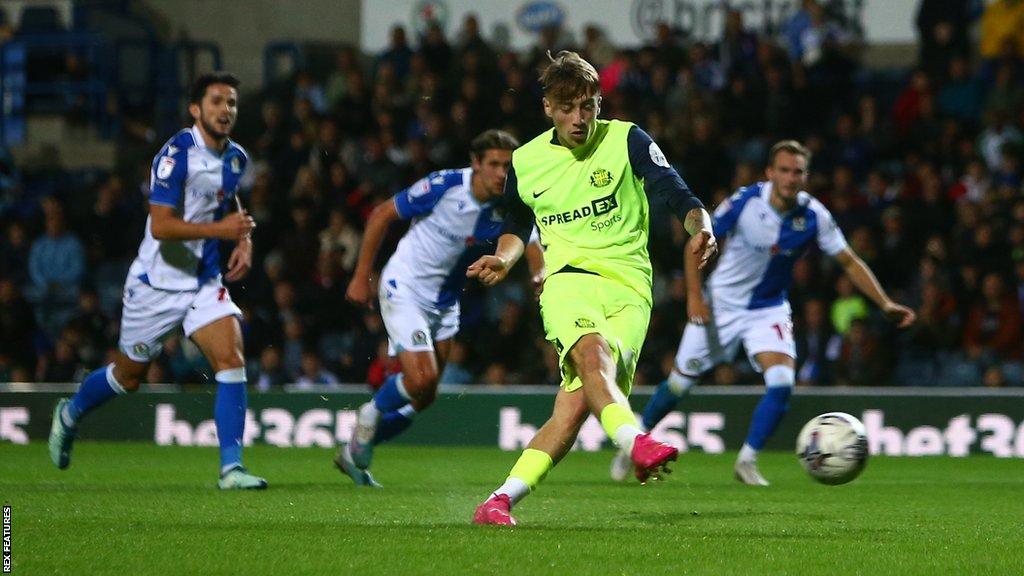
[{"left": 48, "top": 72, "right": 266, "bottom": 489}]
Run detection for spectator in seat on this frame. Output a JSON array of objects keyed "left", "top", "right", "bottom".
[
  {"left": 26, "top": 198, "right": 85, "bottom": 339},
  {"left": 963, "top": 273, "right": 1022, "bottom": 367}
]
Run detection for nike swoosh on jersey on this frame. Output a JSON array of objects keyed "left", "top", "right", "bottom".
[{"left": 532, "top": 187, "right": 552, "bottom": 198}]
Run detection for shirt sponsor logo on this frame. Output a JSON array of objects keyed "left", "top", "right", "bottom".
[
  {"left": 769, "top": 244, "right": 796, "bottom": 257},
  {"left": 538, "top": 191, "right": 619, "bottom": 226},
  {"left": 436, "top": 226, "right": 471, "bottom": 244}
]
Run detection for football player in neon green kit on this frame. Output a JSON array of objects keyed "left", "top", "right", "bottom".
[{"left": 468, "top": 51, "right": 718, "bottom": 525}]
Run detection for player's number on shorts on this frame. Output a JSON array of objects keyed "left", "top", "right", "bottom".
[
  {"left": 772, "top": 323, "right": 792, "bottom": 341},
  {"left": 218, "top": 287, "right": 228, "bottom": 302}
]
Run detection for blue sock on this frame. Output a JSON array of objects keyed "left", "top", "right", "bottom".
[
  {"left": 744, "top": 386, "right": 792, "bottom": 450},
  {"left": 65, "top": 365, "right": 125, "bottom": 426},
  {"left": 373, "top": 373, "right": 411, "bottom": 413},
  {"left": 641, "top": 371, "right": 696, "bottom": 431},
  {"left": 642, "top": 380, "right": 679, "bottom": 430},
  {"left": 373, "top": 405, "right": 417, "bottom": 445},
  {"left": 214, "top": 368, "right": 248, "bottom": 473}
]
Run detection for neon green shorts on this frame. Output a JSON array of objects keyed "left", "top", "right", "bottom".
[{"left": 539, "top": 272, "right": 651, "bottom": 395}]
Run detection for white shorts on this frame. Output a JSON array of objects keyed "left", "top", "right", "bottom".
[
  {"left": 674, "top": 303, "right": 795, "bottom": 375},
  {"left": 378, "top": 279, "right": 459, "bottom": 355},
  {"left": 118, "top": 274, "right": 242, "bottom": 362}
]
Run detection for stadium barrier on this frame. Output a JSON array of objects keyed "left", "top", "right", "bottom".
[{"left": 3, "top": 386, "right": 1024, "bottom": 457}]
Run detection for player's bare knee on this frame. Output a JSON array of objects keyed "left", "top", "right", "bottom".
[
  {"left": 405, "top": 365, "right": 440, "bottom": 389},
  {"left": 210, "top": 351, "right": 244, "bottom": 373},
  {"left": 112, "top": 358, "right": 148, "bottom": 389},
  {"left": 757, "top": 352, "right": 795, "bottom": 372},
  {"left": 113, "top": 366, "right": 144, "bottom": 392},
  {"left": 403, "top": 370, "right": 439, "bottom": 407},
  {"left": 570, "top": 336, "right": 612, "bottom": 376}
]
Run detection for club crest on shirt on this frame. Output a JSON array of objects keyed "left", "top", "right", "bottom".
[
  {"left": 791, "top": 216, "right": 807, "bottom": 231},
  {"left": 412, "top": 330, "right": 428, "bottom": 345},
  {"left": 589, "top": 168, "right": 614, "bottom": 188},
  {"left": 411, "top": 179, "right": 432, "bottom": 198},
  {"left": 157, "top": 156, "right": 175, "bottom": 179}
]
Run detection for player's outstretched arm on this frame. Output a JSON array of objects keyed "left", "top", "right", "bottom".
[
  {"left": 467, "top": 233, "right": 524, "bottom": 287},
  {"left": 470, "top": 161, "right": 533, "bottom": 288},
  {"left": 149, "top": 204, "right": 254, "bottom": 242},
  {"left": 834, "top": 248, "right": 916, "bottom": 328},
  {"left": 346, "top": 200, "right": 401, "bottom": 309}
]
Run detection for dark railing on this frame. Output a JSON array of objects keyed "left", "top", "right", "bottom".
[
  {"left": 1, "top": 32, "right": 113, "bottom": 144},
  {"left": 0, "top": 30, "right": 223, "bottom": 144}
]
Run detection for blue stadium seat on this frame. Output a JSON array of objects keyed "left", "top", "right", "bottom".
[
  {"left": 937, "top": 355, "right": 981, "bottom": 387},
  {"left": 998, "top": 362, "right": 1024, "bottom": 387},
  {"left": 893, "top": 356, "right": 938, "bottom": 386},
  {"left": 318, "top": 331, "right": 353, "bottom": 362}
]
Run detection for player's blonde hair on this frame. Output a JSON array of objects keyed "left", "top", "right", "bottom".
[
  {"left": 538, "top": 50, "right": 600, "bottom": 103},
  {"left": 768, "top": 140, "right": 812, "bottom": 166}
]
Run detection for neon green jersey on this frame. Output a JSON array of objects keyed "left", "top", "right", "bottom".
[{"left": 503, "top": 119, "right": 704, "bottom": 305}]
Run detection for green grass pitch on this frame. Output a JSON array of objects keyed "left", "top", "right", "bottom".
[{"left": 3, "top": 443, "right": 1023, "bottom": 575}]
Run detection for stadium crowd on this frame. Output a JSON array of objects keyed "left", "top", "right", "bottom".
[{"left": 2, "top": 0, "right": 1024, "bottom": 388}]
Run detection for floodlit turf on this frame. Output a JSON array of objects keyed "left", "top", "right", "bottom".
[{"left": 2, "top": 443, "right": 1023, "bottom": 575}]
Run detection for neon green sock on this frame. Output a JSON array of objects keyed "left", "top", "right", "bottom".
[
  {"left": 508, "top": 448, "right": 554, "bottom": 489},
  {"left": 600, "top": 403, "right": 642, "bottom": 449}
]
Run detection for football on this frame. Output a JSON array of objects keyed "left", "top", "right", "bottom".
[{"left": 795, "top": 412, "right": 869, "bottom": 485}]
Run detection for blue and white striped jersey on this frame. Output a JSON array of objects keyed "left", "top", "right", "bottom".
[
  {"left": 707, "top": 181, "right": 848, "bottom": 311},
  {"left": 381, "top": 168, "right": 505, "bottom": 308},
  {"left": 129, "top": 125, "right": 249, "bottom": 291}
]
